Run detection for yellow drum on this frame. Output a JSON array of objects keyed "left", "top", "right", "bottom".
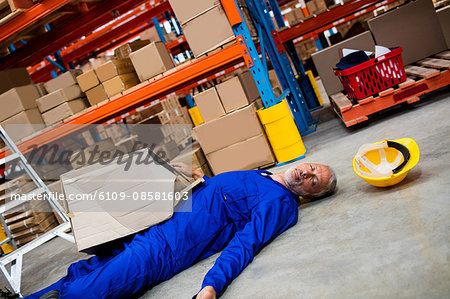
[
  {"left": 0, "top": 223, "right": 14, "bottom": 254},
  {"left": 257, "top": 100, "right": 306, "bottom": 163}
]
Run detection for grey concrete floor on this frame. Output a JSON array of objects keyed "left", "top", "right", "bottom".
[{"left": 4, "top": 82, "right": 450, "bottom": 298}]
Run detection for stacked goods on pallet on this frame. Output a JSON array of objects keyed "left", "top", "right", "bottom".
[
  {"left": 129, "top": 41, "right": 175, "bottom": 82},
  {"left": 77, "top": 57, "right": 139, "bottom": 105},
  {"left": 306, "top": 0, "right": 327, "bottom": 16},
  {"left": 0, "top": 68, "right": 44, "bottom": 142},
  {"left": 36, "top": 80, "right": 88, "bottom": 125},
  {"left": 283, "top": 5, "right": 306, "bottom": 26},
  {"left": 171, "top": 142, "right": 214, "bottom": 179},
  {"left": 96, "top": 59, "right": 139, "bottom": 98},
  {"left": 368, "top": 0, "right": 447, "bottom": 65},
  {"left": 3, "top": 199, "right": 59, "bottom": 247},
  {"left": 192, "top": 72, "right": 274, "bottom": 175},
  {"left": 169, "top": 0, "right": 235, "bottom": 57},
  {"left": 268, "top": 69, "right": 282, "bottom": 97},
  {"left": 140, "top": 27, "right": 161, "bottom": 42},
  {"left": 114, "top": 40, "right": 151, "bottom": 59},
  {"left": 80, "top": 54, "right": 113, "bottom": 73},
  {"left": 133, "top": 98, "right": 192, "bottom": 160},
  {"left": 294, "top": 37, "right": 317, "bottom": 61}
]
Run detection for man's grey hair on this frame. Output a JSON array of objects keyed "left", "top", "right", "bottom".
[{"left": 308, "top": 166, "right": 337, "bottom": 200}]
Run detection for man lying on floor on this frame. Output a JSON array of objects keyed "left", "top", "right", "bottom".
[{"left": 28, "top": 162, "right": 337, "bottom": 299}]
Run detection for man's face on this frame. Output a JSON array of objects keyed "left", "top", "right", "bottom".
[{"left": 283, "top": 163, "right": 332, "bottom": 197}]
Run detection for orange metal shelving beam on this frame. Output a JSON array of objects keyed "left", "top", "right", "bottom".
[{"left": 0, "top": 0, "right": 73, "bottom": 44}]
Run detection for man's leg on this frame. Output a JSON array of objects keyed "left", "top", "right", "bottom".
[
  {"left": 59, "top": 230, "right": 176, "bottom": 299},
  {"left": 24, "top": 247, "right": 125, "bottom": 299}
]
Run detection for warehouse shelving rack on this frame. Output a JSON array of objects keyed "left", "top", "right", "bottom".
[
  {"left": 0, "top": 0, "right": 318, "bottom": 160},
  {"left": 0, "top": 125, "right": 74, "bottom": 297}
]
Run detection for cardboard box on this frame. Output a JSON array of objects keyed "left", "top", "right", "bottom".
[
  {"left": 285, "top": 7, "right": 304, "bottom": 25},
  {"left": 216, "top": 76, "right": 253, "bottom": 113},
  {"left": 103, "top": 73, "right": 139, "bottom": 97},
  {"left": 368, "top": 0, "right": 447, "bottom": 65},
  {"left": 0, "top": 68, "right": 33, "bottom": 95},
  {"left": 193, "top": 88, "right": 225, "bottom": 122},
  {"left": 206, "top": 134, "right": 274, "bottom": 175},
  {"left": 311, "top": 31, "right": 375, "bottom": 96},
  {"left": 36, "top": 85, "right": 83, "bottom": 113},
  {"left": 436, "top": 6, "right": 450, "bottom": 48},
  {"left": 193, "top": 103, "right": 263, "bottom": 154},
  {"left": 44, "top": 70, "right": 83, "bottom": 93},
  {"left": 238, "top": 70, "right": 260, "bottom": 102},
  {"left": 95, "top": 59, "right": 135, "bottom": 82},
  {"left": 168, "top": 0, "right": 219, "bottom": 24},
  {"left": 139, "top": 27, "right": 160, "bottom": 42},
  {"left": 306, "top": 0, "right": 327, "bottom": 15},
  {"left": 76, "top": 70, "right": 99, "bottom": 92},
  {"left": 61, "top": 150, "right": 185, "bottom": 253},
  {"left": 1, "top": 109, "right": 45, "bottom": 142},
  {"left": 0, "top": 85, "right": 40, "bottom": 122},
  {"left": 171, "top": 143, "right": 206, "bottom": 169},
  {"left": 268, "top": 69, "right": 282, "bottom": 91},
  {"left": 182, "top": 5, "right": 235, "bottom": 57},
  {"left": 35, "top": 83, "right": 47, "bottom": 97},
  {"left": 41, "top": 99, "right": 88, "bottom": 125},
  {"left": 129, "top": 42, "right": 175, "bottom": 82},
  {"left": 114, "top": 40, "right": 151, "bottom": 59},
  {"left": 85, "top": 85, "right": 108, "bottom": 105}
]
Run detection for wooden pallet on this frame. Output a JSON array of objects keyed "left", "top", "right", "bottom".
[{"left": 329, "top": 50, "right": 450, "bottom": 127}]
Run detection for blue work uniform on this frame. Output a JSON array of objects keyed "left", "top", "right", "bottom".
[{"left": 27, "top": 170, "right": 299, "bottom": 298}]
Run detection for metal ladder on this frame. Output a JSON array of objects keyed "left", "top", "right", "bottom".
[{"left": 0, "top": 125, "right": 75, "bottom": 297}]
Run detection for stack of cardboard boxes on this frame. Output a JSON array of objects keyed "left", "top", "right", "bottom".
[
  {"left": 77, "top": 58, "right": 139, "bottom": 105},
  {"left": 283, "top": 5, "right": 306, "bottom": 25},
  {"left": 36, "top": 70, "right": 89, "bottom": 125},
  {"left": 306, "top": 0, "right": 328, "bottom": 16},
  {"left": 0, "top": 175, "right": 60, "bottom": 247},
  {"left": 171, "top": 142, "right": 214, "bottom": 179},
  {"left": 114, "top": 40, "right": 151, "bottom": 60},
  {"left": 0, "top": 68, "right": 45, "bottom": 142},
  {"left": 169, "top": 0, "right": 236, "bottom": 57},
  {"left": 133, "top": 96, "right": 194, "bottom": 160},
  {"left": 294, "top": 37, "right": 318, "bottom": 61},
  {"left": 192, "top": 71, "right": 275, "bottom": 174}
]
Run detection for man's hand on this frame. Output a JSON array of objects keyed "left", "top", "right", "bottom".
[
  {"left": 196, "top": 286, "right": 216, "bottom": 299},
  {"left": 171, "top": 162, "right": 203, "bottom": 180}
]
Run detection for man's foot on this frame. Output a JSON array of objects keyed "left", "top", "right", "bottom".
[
  {"left": 0, "top": 288, "right": 19, "bottom": 299},
  {"left": 39, "top": 290, "right": 60, "bottom": 299}
]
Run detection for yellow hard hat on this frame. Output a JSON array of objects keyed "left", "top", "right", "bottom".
[{"left": 353, "top": 138, "right": 420, "bottom": 187}]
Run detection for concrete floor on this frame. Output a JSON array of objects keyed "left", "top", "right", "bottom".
[{"left": 3, "top": 82, "right": 450, "bottom": 298}]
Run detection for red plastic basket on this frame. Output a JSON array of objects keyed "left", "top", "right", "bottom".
[{"left": 334, "top": 47, "right": 407, "bottom": 100}]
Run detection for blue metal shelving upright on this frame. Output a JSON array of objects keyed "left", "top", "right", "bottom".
[{"left": 230, "top": 0, "right": 317, "bottom": 134}]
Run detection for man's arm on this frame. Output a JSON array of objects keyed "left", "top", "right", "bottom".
[
  {"left": 199, "top": 199, "right": 298, "bottom": 295},
  {"left": 171, "top": 162, "right": 207, "bottom": 180}
]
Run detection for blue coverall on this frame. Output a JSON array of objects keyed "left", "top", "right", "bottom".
[{"left": 28, "top": 170, "right": 299, "bottom": 298}]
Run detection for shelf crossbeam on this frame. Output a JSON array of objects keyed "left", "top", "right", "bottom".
[{"left": 0, "top": 0, "right": 73, "bottom": 44}]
